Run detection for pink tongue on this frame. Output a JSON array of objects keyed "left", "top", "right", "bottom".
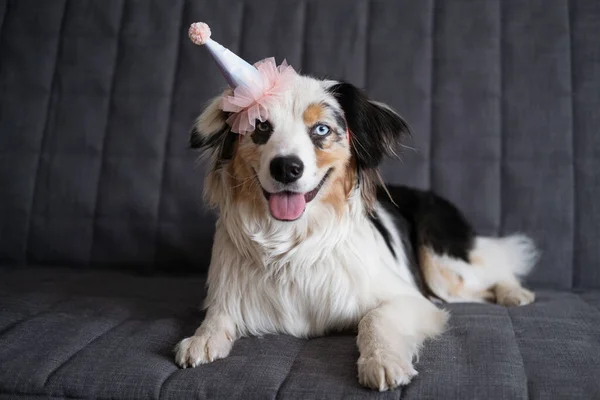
[{"left": 268, "top": 193, "right": 306, "bottom": 221}]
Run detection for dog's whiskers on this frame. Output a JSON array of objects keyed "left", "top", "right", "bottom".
[{"left": 230, "top": 174, "right": 257, "bottom": 190}]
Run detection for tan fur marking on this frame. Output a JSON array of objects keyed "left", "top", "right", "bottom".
[
  {"left": 321, "top": 160, "right": 356, "bottom": 217},
  {"left": 359, "top": 169, "right": 378, "bottom": 210},
  {"left": 228, "top": 139, "right": 265, "bottom": 217},
  {"left": 419, "top": 246, "right": 495, "bottom": 302},
  {"left": 439, "top": 267, "right": 464, "bottom": 297},
  {"left": 419, "top": 247, "right": 463, "bottom": 296},
  {"left": 303, "top": 103, "right": 325, "bottom": 126},
  {"left": 479, "top": 289, "right": 497, "bottom": 302},
  {"left": 315, "top": 146, "right": 347, "bottom": 169},
  {"left": 313, "top": 144, "right": 354, "bottom": 218},
  {"left": 419, "top": 246, "right": 463, "bottom": 296},
  {"left": 469, "top": 255, "right": 485, "bottom": 266},
  {"left": 419, "top": 246, "right": 435, "bottom": 282}
]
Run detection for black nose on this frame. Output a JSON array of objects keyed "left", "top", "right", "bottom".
[{"left": 270, "top": 156, "right": 304, "bottom": 184}]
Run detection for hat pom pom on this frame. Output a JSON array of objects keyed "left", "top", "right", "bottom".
[{"left": 189, "top": 22, "right": 211, "bottom": 45}]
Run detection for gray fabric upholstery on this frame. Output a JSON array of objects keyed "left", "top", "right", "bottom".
[
  {"left": 1, "top": 0, "right": 599, "bottom": 288},
  {"left": 1, "top": 0, "right": 600, "bottom": 399},
  {"left": 0, "top": 268, "right": 599, "bottom": 400}
]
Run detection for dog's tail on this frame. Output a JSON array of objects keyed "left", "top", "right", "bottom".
[{"left": 470, "top": 234, "right": 540, "bottom": 279}]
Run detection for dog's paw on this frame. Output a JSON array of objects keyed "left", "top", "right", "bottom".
[
  {"left": 174, "top": 331, "right": 233, "bottom": 368},
  {"left": 495, "top": 285, "right": 535, "bottom": 307},
  {"left": 357, "top": 353, "right": 418, "bottom": 391}
]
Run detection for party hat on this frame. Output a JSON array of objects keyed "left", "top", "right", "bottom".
[
  {"left": 189, "top": 22, "right": 297, "bottom": 135},
  {"left": 188, "top": 22, "right": 261, "bottom": 88}
]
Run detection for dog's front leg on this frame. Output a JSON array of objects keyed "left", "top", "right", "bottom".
[
  {"left": 356, "top": 295, "right": 448, "bottom": 391},
  {"left": 175, "top": 312, "right": 236, "bottom": 368}
]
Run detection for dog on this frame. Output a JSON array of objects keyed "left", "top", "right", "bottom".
[{"left": 174, "top": 74, "right": 538, "bottom": 391}]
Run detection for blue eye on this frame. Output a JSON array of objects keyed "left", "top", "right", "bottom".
[{"left": 313, "top": 124, "right": 330, "bottom": 136}]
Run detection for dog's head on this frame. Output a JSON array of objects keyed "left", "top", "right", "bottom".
[{"left": 191, "top": 75, "right": 410, "bottom": 222}]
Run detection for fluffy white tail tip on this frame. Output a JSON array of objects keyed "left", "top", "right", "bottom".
[
  {"left": 473, "top": 234, "right": 540, "bottom": 278},
  {"left": 501, "top": 234, "right": 540, "bottom": 277}
]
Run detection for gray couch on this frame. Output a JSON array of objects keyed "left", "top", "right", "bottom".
[{"left": 1, "top": 0, "right": 599, "bottom": 399}]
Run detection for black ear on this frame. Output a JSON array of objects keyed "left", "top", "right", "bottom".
[
  {"left": 328, "top": 82, "right": 411, "bottom": 169},
  {"left": 189, "top": 109, "right": 238, "bottom": 168},
  {"left": 189, "top": 126, "right": 205, "bottom": 148}
]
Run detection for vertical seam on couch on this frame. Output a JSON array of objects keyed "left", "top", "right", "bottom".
[
  {"left": 299, "top": 0, "right": 308, "bottom": 72},
  {"left": 42, "top": 317, "right": 131, "bottom": 391},
  {"left": 157, "top": 365, "right": 179, "bottom": 400},
  {"left": 274, "top": 340, "right": 307, "bottom": 400},
  {"left": 505, "top": 308, "right": 529, "bottom": 400},
  {"left": 236, "top": 1, "right": 246, "bottom": 55},
  {"left": 498, "top": 0, "right": 504, "bottom": 236},
  {"left": 88, "top": 0, "right": 126, "bottom": 266},
  {"left": 428, "top": 0, "right": 437, "bottom": 189},
  {"left": 567, "top": 0, "right": 577, "bottom": 290},
  {"left": 362, "top": 0, "right": 371, "bottom": 90},
  {"left": 0, "top": 0, "right": 8, "bottom": 44},
  {"left": 153, "top": 0, "right": 186, "bottom": 268},
  {"left": 23, "top": 0, "right": 69, "bottom": 264}
]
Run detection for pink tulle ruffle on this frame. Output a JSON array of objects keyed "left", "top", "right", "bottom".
[{"left": 221, "top": 58, "right": 297, "bottom": 135}]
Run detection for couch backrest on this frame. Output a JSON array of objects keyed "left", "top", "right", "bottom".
[{"left": 1, "top": 0, "right": 598, "bottom": 289}]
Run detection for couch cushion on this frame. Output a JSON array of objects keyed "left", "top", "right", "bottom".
[
  {"left": 0, "top": 267, "right": 598, "bottom": 400},
  {"left": 0, "top": 269, "right": 600, "bottom": 399},
  {"left": 2, "top": 0, "right": 600, "bottom": 290}
]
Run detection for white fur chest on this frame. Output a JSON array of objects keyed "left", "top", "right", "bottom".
[{"left": 205, "top": 201, "right": 420, "bottom": 338}]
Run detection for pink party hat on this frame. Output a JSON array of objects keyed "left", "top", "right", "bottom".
[
  {"left": 189, "top": 22, "right": 297, "bottom": 135},
  {"left": 188, "top": 22, "right": 260, "bottom": 88}
]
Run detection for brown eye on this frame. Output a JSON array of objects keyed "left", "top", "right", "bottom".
[
  {"left": 256, "top": 121, "right": 272, "bottom": 132},
  {"left": 252, "top": 120, "right": 273, "bottom": 145}
]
